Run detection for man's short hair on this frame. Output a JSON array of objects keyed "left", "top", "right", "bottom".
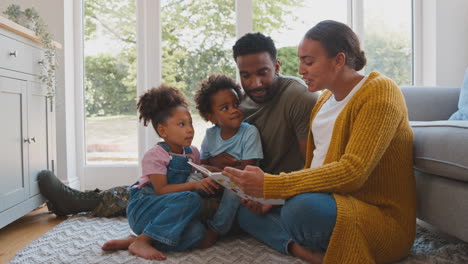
[{"left": 232, "top": 32, "right": 277, "bottom": 62}]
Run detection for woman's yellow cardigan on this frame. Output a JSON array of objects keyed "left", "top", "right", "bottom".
[{"left": 263, "top": 72, "right": 416, "bottom": 263}]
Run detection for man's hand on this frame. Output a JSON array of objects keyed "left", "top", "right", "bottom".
[
  {"left": 208, "top": 153, "right": 239, "bottom": 168},
  {"left": 222, "top": 165, "right": 264, "bottom": 197},
  {"left": 193, "top": 178, "right": 219, "bottom": 195},
  {"left": 241, "top": 199, "right": 273, "bottom": 215},
  {"left": 201, "top": 164, "right": 222, "bottom": 172}
]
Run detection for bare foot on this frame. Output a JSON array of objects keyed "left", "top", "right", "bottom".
[
  {"left": 102, "top": 235, "right": 136, "bottom": 251},
  {"left": 288, "top": 242, "right": 324, "bottom": 264},
  {"left": 197, "top": 229, "right": 218, "bottom": 249},
  {"left": 128, "top": 234, "right": 166, "bottom": 260}
]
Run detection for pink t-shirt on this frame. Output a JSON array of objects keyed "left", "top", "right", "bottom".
[{"left": 135, "top": 144, "right": 200, "bottom": 188}]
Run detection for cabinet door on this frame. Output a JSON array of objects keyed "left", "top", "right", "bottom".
[
  {"left": 28, "top": 81, "right": 50, "bottom": 197},
  {"left": 0, "top": 76, "right": 29, "bottom": 212}
]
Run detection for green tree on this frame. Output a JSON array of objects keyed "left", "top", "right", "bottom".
[
  {"left": 84, "top": 0, "right": 413, "bottom": 116},
  {"left": 84, "top": 0, "right": 136, "bottom": 46},
  {"left": 364, "top": 24, "right": 412, "bottom": 86},
  {"left": 277, "top": 46, "right": 301, "bottom": 78},
  {"left": 85, "top": 54, "right": 135, "bottom": 116},
  {"left": 83, "top": 0, "right": 313, "bottom": 115},
  {"left": 160, "top": 0, "right": 303, "bottom": 108}
]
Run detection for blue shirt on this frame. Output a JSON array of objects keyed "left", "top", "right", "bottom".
[{"left": 200, "top": 122, "right": 263, "bottom": 161}]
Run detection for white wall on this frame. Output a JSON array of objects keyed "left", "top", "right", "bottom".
[
  {"left": 435, "top": 0, "right": 468, "bottom": 86},
  {"left": 420, "top": 0, "right": 468, "bottom": 87},
  {"left": 0, "top": 0, "right": 79, "bottom": 188}
]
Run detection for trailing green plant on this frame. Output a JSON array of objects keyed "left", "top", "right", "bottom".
[{"left": 3, "top": 4, "right": 57, "bottom": 97}]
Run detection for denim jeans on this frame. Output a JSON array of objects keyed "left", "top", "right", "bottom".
[
  {"left": 206, "top": 189, "right": 241, "bottom": 235},
  {"left": 237, "top": 193, "right": 337, "bottom": 254}
]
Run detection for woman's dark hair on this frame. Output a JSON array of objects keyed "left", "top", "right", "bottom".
[
  {"left": 195, "top": 73, "right": 242, "bottom": 122},
  {"left": 232, "top": 32, "right": 277, "bottom": 62},
  {"left": 137, "top": 84, "right": 188, "bottom": 135},
  {"left": 305, "top": 20, "right": 367, "bottom": 71}
]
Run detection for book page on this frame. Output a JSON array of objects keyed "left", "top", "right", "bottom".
[{"left": 188, "top": 161, "right": 284, "bottom": 205}]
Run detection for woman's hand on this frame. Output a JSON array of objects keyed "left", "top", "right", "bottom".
[
  {"left": 193, "top": 178, "right": 219, "bottom": 194},
  {"left": 223, "top": 165, "right": 264, "bottom": 197},
  {"left": 241, "top": 199, "right": 273, "bottom": 215}
]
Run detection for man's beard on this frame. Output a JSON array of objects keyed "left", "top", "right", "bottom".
[{"left": 245, "top": 86, "right": 275, "bottom": 104}]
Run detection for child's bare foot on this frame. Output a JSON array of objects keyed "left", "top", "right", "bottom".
[
  {"left": 289, "top": 242, "right": 324, "bottom": 264},
  {"left": 102, "top": 235, "right": 136, "bottom": 251},
  {"left": 128, "top": 234, "right": 166, "bottom": 260},
  {"left": 197, "top": 228, "right": 218, "bottom": 249}
]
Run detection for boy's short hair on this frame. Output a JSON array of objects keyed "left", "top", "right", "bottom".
[
  {"left": 195, "top": 74, "right": 242, "bottom": 122},
  {"left": 232, "top": 32, "right": 277, "bottom": 62}
]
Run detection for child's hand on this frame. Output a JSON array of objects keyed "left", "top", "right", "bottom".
[
  {"left": 194, "top": 178, "right": 219, "bottom": 194},
  {"left": 208, "top": 153, "right": 239, "bottom": 168}
]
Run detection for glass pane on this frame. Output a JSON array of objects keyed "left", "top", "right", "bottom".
[
  {"left": 253, "top": 0, "right": 348, "bottom": 78},
  {"left": 84, "top": 0, "right": 137, "bottom": 164},
  {"left": 161, "top": 0, "right": 237, "bottom": 148},
  {"left": 363, "top": 0, "right": 413, "bottom": 85}
]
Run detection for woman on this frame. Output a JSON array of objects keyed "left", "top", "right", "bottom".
[{"left": 223, "top": 20, "right": 416, "bottom": 264}]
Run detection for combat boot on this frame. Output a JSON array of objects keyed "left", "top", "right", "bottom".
[{"left": 37, "top": 170, "right": 102, "bottom": 216}]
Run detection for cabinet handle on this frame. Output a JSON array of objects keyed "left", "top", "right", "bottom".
[
  {"left": 24, "top": 138, "right": 31, "bottom": 144},
  {"left": 9, "top": 51, "right": 17, "bottom": 57},
  {"left": 38, "top": 60, "right": 45, "bottom": 65},
  {"left": 31, "top": 137, "right": 36, "bottom": 143}
]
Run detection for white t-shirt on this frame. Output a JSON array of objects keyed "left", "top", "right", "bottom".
[{"left": 310, "top": 75, "right": 368, "bottom": 168}]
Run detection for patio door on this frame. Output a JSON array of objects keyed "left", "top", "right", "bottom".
[{"left": 81, "top": 0, "right": 140, "bottom": 189}]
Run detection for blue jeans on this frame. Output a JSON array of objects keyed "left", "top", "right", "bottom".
[
  {"left": 127, "top": 185, "right": 206, "bottom": 251},
  {"left": 237, "top": 193, "right": 337, "bottom": 254},
  {"left": 207, "top": 189, "right": 241, "bottom": 235}
]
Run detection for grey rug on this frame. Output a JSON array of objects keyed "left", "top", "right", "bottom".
[{"left": 8, "top": 215, "right": 468, "bottom": 264}]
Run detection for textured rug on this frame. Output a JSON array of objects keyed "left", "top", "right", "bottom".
[{"left": 8, "top": 215, "right": 468, "bottom": 264}]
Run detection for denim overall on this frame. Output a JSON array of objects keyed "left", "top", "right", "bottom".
[{"left": 126, "top": 142, "right": 206, "bottom": 251}]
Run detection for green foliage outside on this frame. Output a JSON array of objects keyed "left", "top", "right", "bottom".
[
  {"left": 84, "top": 0, "right": 303, "bottom": 116},
  {"left": 84, "top": 0, "right": 412, "bottom": 117},
  {"left": 364, "top": 24, "right": 412, "bottom": 86},
  {"left": 277, "top": 46, "right": 301, "bottom": 78},
  {"left": 85, "top": 54, "right": 136, "bottom": 116}
]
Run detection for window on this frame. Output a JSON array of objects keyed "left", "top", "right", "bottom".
[
  {"left": 253, "top": 0, "right": 347, "bottom": 78},
  {"left": 160, "top": 0, "right": 237, "bottom": 147},
  {"left": 77, "top": 0, "right": 414, "bottom": 185},
  {"left": 362, "top": 0, "right": 413, "bottom": 85},
  {"left": 83, "top": 0, "right": 138, "bottom": 164}
]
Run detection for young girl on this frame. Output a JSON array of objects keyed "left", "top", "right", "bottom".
[
  {"left": 102, "top": 85, "right": 219, "bottom": 260},
  {"left": 194, "top": 73, "right": 263, "bottom": 239}
]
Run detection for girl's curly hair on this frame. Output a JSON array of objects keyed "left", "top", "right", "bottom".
[
  {"left": 137, "top": 84, "right": 188, "bottom": 135},
  {"left": 195, "top": 74, "right": 242, "bottom": 121}
]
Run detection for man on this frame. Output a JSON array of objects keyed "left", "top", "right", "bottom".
[
  {"left": 210, "top": 32, "right": 317, "bottom": 174},
  {"left": 39, "top": 32, "right": 318, "bottom": 217}
]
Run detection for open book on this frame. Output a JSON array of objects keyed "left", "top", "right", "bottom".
[{"left": 188, "top": 161, "right": 285, "bottom": 205}]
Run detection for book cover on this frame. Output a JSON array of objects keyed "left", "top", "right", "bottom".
[{"left": 188, "top": 161, "right": 284, "bottom": 205}]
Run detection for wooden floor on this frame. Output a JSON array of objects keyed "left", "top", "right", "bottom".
[{"left": 0, "top": 206, "right": 66, "bottom": 263}]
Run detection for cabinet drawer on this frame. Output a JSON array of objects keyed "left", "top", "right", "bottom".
[{"left": 0, "top": 33, "right": 43, "bottom": 76}]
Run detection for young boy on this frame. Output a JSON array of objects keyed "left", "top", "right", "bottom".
[{"left": 195, "top": 73, "right": 263, "bottom": 238}]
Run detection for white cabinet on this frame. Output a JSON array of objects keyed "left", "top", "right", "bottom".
[{"left": 0, "top": 23, "right": 56, "bottom": 229}]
